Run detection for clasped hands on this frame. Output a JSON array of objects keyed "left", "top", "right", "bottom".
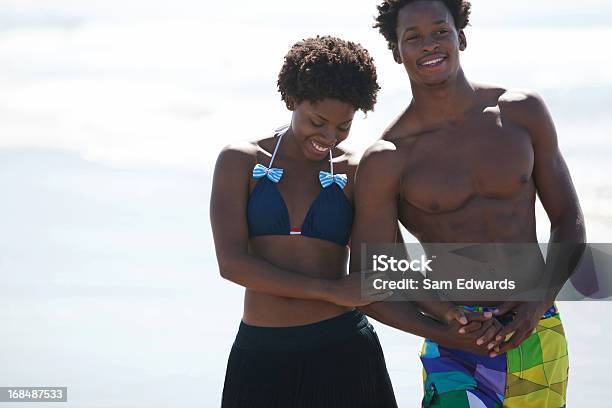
[{"left": 439, "top": 301, "right": 551, "bottom": 357}]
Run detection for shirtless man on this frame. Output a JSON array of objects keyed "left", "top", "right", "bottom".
[{"left": 350, "top": 1, "right": 586, "bottom": 406}]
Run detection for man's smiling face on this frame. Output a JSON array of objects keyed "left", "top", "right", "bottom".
[{"left": 394, "top": 0, "right": 466, "bottom": 87}]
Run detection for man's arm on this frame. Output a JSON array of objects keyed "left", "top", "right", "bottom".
[
  {"left": 394, "top": 223, "right": 484, "bottom": 326},
  {"left": 351, "top": 141, "right": 446, "bottom": 337},
  {"left": 350, "top": 141, "right": 498, "bottom": 353},
  {"left": 493, "top": 90, "right": 586, "bottom": 353}
]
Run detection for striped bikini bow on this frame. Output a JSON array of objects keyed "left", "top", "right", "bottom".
[
  {"left": 252, "top": 163, "right": 284, "bottom": 183},
  {"left": 319, "top": 171, "right": 348, "bottom": 189}
]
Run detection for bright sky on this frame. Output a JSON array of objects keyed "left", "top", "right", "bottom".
[{"left": 1, "top": 1, "right": 611, "bottom": 170}]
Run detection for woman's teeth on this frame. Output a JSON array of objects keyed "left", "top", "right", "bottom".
[{"left": 311, "top": 140, "right": 330, "bottom": 153}]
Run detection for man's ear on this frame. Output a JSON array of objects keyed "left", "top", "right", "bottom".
[
  {"left": 392, "top": 45, "right": 402, "bottom": 64},
  {"left": 459, "top": 30, "right": 467, "bottom": 51}
]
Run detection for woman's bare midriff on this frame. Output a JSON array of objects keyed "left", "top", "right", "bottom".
[{"left": 243, "top": 235, "right": 352, "bottom": 327}]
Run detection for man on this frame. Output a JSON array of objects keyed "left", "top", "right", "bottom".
[{"left": 350, "top": 1, "right": 586, "bottom": 407}]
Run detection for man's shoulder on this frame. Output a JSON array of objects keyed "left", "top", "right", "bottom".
[
  {"left": 380, "top": 107, "right": 417, "bottom": 142},
  {"left": 354, "top": 139, "right": 405, "bottom": 194},
  {"left": 496, "top": 88, "right": 550, "bottom": 126},
  {"left": 472, "top": 83, "right": 546, "bottom": 114},
  {"left": 498, "top": 87, "right": 544, "bottom": 107},
  {"left": 493, "top": 88, "right": 557, "bottom": 148},
  {"left": 359, "top": 139, "right": 404, "bottom": 173}
]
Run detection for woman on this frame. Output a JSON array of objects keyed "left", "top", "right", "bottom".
[{"left": 210, "top": 35, "right": 398, "bottom": 407}]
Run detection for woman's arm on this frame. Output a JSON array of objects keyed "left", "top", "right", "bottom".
[{"left": 210, "top": 143, "right": 385, "bottom": 306}]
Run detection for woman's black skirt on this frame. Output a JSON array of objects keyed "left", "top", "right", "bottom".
[{"left": 221, "top": 309, "right": 397, "bottom": 408}]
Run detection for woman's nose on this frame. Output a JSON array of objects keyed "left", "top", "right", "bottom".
[{"left": 320, "top": 129, "right": 338, "bottom": 146}]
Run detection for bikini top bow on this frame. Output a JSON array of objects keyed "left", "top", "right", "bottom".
[
  {"left": 252, "top": 163, "right": 284, "bottom": 183},
  {"left": 319, "top": 171, "right": 347, "bottom": 189}
]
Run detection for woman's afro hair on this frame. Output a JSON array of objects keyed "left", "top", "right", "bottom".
[{"left": 277, "top": 35, "right": 380, "bottom": 112}]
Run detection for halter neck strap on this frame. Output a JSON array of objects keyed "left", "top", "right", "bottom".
[
  {"left": 268, "top": 127, "right": 288, "bottom": 167},
  {"left": 268, "top": 125, "right": 335, "bottom": 174}
]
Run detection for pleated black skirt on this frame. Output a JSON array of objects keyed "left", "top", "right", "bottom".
[{"left": 221, "top": 309, "right": 397, "bottom": 408}]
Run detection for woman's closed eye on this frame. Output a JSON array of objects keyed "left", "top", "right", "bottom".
[{"left": 310, "top": 119, "right": 325, "bottom": 127}]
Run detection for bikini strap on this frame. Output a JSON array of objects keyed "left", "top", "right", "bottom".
[{"left": 268, "top": 126, "right": 288, "bottom": 167}]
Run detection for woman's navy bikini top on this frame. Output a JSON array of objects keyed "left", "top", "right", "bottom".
[{"left": 247, "top": 127, "right": 353, "bottom": 246}]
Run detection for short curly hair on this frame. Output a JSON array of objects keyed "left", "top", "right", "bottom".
[
  {"left": 277, "top": 35, "right": 380, "bottom": 113},
  {"left": 374, "top": 0, "right": 471, "bottom": 51}
]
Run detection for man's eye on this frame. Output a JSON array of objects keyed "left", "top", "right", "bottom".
[
  {"left": 437, "top": 29, "right": 449, "bottom": 35},
  {"left": 310, "top": 120, "right": 324, "bottom": 127},
  {"left": 339, "top": 126, "right": 351, "bottom": 132},
  {"left": 406, "top": 35, "right": 419, "bottom": 41}
]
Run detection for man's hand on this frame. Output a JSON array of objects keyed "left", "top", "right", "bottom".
[
  {"left": 490, "top": 301, "right": 552, "bottom": 356},
  {"left": 442, "top": 306, "right": 498, "bottom": 338},
  {"left": 434, "top": 318, "right": 504, "bottom": 356},
  {"left": 452, "top": 309, "right": 504, "bottom": 351},
  {"left": 426, "top": 307, "right": 503, "bottom": 355}
]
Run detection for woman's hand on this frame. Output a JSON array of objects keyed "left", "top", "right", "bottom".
[
  {"left": 442, "top": 306, "right": 493, "bottom": 327},
  {"left": 427, "top": 307, "right": 504, "bottom": 355},
  {"left": 449, "top": 307, "right": 506, "bottom": 354},
  {"left": 326, "top": 272, "right": 394, "bottom": 307},
  {"left": 434, "top": 318, "right": 504, "bottom": 355}
]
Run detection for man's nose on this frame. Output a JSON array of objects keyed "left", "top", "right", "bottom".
[{"left": 422, "top": 36, "right": 440, "bottom": 53}]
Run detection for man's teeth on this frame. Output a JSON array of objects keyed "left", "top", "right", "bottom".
[
  {"left": 312, "top": 141, "right": 329, "bottom": 152},
  {"left": 421, "top": 57, "right": 445, "bottom": 66}
]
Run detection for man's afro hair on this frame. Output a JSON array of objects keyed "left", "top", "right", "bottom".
[{"left": 374, "top": 0, "right": 471, "bottom": 50}]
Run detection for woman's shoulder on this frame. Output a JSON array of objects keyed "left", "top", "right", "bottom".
[{"left": 216, "top": 132, "right": 278, "bottom": 168}]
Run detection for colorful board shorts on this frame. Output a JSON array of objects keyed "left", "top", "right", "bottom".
[{"left": 419, "top": 304, "right": 568, "bottom": 408}]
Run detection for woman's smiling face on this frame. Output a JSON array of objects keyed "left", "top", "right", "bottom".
[{"left": 289, "top": 98, "right": 356, "bottom": 161}]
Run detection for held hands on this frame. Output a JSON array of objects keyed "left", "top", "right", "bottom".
[
  {"left": 325, "top": 277, "right": 546, "bottom": 357},
  {"left": 441, "top": 307, "right": 505, "bottom": 356},
  {"left": 443, "top": 301, "right": 550, "bottom": 357}
]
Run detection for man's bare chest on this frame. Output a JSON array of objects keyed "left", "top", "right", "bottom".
[{"left": 398, "top": 113, "right": 534, "bottom": 213}]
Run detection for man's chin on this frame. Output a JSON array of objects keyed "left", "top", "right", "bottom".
[
  {"left": 422, "top": 75, "right": 451, "bottom": 88},
  {"left": 406, "top": 66, "right": 452, "bottom": 87}
]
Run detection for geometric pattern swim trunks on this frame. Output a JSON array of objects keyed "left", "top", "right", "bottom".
[{"left": 419, "top": 304, "right": 568, "bottom": 407}]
